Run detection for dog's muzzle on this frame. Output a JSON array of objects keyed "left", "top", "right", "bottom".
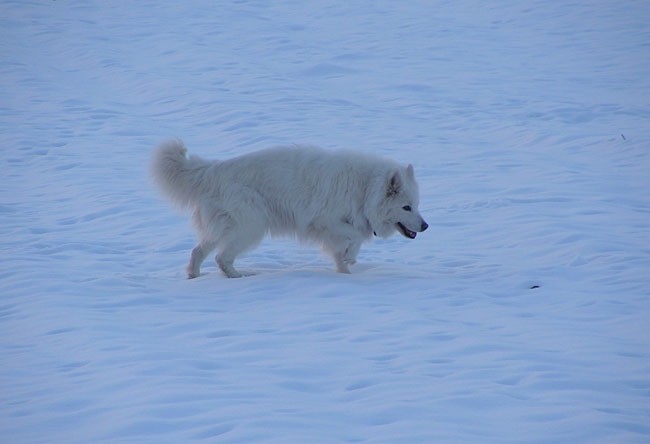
[{"left": 397, "top": 221, "right": 426, "bottom": 239}]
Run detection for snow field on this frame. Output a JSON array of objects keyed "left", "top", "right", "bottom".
[{"left": 2, "top": 1, "right": 649, "bottom": 443}]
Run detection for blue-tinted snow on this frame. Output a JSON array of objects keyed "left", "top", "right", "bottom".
[{"left": 1, "top": 1, "right": 649, "bottom": 443}]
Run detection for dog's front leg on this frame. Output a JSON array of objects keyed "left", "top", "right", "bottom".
[
  {"left": 334, "top": 254, "right": 352, "bottom": 274},
  {"left": 333, "top": 240, "right": 361, "bottom": 274},
  {"left": 343, "top": 241, "right": 361, "bottom": 266}
]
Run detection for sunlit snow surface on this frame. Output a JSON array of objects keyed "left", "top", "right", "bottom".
[{"left": 2, "top": 1, "right": 650, "bottom": 443}]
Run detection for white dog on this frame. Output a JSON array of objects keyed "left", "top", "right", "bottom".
[{"left": 151, "top": 140, "right": 428, "bottom": 278}]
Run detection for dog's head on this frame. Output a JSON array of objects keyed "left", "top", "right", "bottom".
[{"left": 371, "top": 164, "right": 428, "bottom": 239}]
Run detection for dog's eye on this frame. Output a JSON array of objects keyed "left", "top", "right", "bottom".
[{"left": 402, "top": 205, "right": 412, "bottom": 212}]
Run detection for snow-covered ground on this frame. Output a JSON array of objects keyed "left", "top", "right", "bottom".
[{"left": 2, "top": 1, "right": 649, "bottom": 442}]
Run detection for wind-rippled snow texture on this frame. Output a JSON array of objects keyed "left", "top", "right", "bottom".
[{"left": 1, "top": 1, "right": 649, "bottom": 443}]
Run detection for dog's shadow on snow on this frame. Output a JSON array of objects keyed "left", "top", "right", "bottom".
[{"left": 187, "top": 261, "right": 434, "bottom": 281}]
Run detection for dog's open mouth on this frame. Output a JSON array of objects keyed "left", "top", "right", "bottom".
[{"left": 396, "top": 222, "right": 417, "bottom": 239}]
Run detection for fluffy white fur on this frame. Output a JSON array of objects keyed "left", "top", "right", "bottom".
[{"left": 151, "top": 139, "right": 428, "bottom": 278}]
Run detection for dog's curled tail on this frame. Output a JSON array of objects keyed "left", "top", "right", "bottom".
[{"left": 151, "top": 139, "right": 210, "bottom": 210}]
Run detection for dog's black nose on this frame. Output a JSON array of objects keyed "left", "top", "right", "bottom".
[{"left": 421, "top": 221, "right": 429, "bottom": 231}]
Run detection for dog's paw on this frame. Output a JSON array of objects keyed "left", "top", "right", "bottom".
[
  {"left": 228, "top": 270, "right": 256, "bottom": 278},
  {"left": 336, "top": 265, "right": 352, "bottom": 274},
  {"left": 342, "top": 243, "right": 360, "bottom": 266}
]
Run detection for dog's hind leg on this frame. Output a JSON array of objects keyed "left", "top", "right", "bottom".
[
  {"left": 215, "top": 223, "right": 266, "bottom": 278},
  {"left": 216, "top": 253, "right": 247, "bottom": 278},
  {"left": 216, "top": 243, "right": 258, "bottom": 278},
  {"left": 187, "top": 240, "right": 217, "bottom": 279}
]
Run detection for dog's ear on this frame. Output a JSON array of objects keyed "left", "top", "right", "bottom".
[
  {"left": 406, "top": 164, "right": 414, "bottom": 179},
  {"left": 387, "top": 171, "right": 402, "bottom": 197}
]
